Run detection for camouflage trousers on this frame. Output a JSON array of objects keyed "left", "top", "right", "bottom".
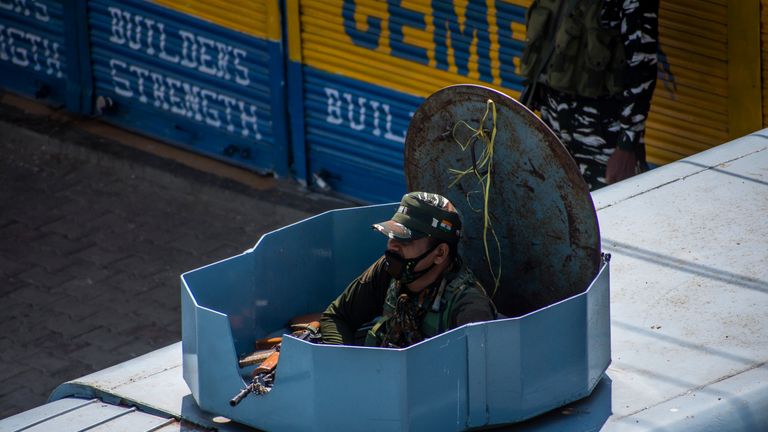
[{"left": 538, "top": 86, "right": 651, "bottom": 190}]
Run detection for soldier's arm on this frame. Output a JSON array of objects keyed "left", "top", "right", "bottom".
[
  {"left": 320, "top": 256, "right": 390, "bottom": 345},
  {"left": 450, "top": 286, "right": 497, "bottom": 329}
]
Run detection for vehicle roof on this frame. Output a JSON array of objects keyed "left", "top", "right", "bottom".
[{"left": 2, "top": 131, "right": 767, "bottom": 432}]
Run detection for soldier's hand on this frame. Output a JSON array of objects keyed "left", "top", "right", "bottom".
[{"left": 606, "top": 148, "right": 638, "bottom": 184}]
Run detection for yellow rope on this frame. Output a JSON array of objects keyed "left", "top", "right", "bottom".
[{"left": 447, "top": 99, "right": 502, "bottom": 298}]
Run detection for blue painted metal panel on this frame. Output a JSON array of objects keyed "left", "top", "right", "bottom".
[
  {"left": 0, "top": 0, "right": 72, "bottom": 108},
  {"left": 34, "top": 132, "right": 768, "bottom": 431},
  {"left": 181, "top": 203, "right": 610, "bottom": 431},
  {"left": 301, "top": 69, "right": 419, "bottom": 203},
  {"left": 87, "top": 0, "right": 289, "bottom": 176}
]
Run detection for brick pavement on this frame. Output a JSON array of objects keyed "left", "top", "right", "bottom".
[{"left": 0, "top": 97, "right": 351, "bottom": 418}]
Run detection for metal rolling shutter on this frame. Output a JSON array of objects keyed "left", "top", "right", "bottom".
[
  {"left": 646, "top": 0, "right": 762, "bottom": 165},
  {"left": 646, "top": 0, "right": 730, "bottom": 165},
  {"left": 763, "top": 0, "right": 768, "bottom": 127},
  {"left": 0, "top": 0, "right": 89, "bottom": 111},
  {"left": 287, "top": 0, "right": 530, "bottom": 203},
  {"left": 287, "top": 0, "right": 761, "bottom": 201},
  {"left": 151, "top": 0, "right": 282, "bottom": 40},
  {"left": 87, "top": 0, "right": 289, "bottom": 176}
]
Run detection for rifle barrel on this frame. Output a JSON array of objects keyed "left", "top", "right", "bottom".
[{"left": 229, "top": 384, "right": 252, "bottom": 406}]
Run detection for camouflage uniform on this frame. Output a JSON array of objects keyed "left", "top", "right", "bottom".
[
  {"left": 530, "top": 0, "right": 659, "bottom": 190},
  {"left": 320, "top": 192, "right": 496, "bottom": 347},
  {"left": 320, "top": 256, "right": 495, "bottom": 347}
]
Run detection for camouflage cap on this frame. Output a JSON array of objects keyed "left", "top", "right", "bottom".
[{"left": 372, "top": 192, "right": 462, "bottom": 243}]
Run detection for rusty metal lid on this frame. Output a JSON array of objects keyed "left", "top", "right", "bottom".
[{"left": 404, "top": 85, "right": 600, "bottom": 316}]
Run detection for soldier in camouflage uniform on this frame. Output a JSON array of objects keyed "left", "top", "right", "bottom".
[
  {"left": 522, "top": 0, "right": 660, "bottom": 190},
  {"left": 320, "top": 192, "right": 496, "bottom": 348}
]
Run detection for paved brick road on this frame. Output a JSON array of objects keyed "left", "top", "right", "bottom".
[{"left": 0, "top": 98, "right": 350, "bottom": 418}]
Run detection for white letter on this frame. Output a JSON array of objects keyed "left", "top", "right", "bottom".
[
  {"left": 143, "top": 18, "right": 155, "bottom": 55},
  {"left": 233, "top": 48, "right": 249, "bottom": 86},
  {"left": 215, "top": 40, "right": 231, "bottom": 79},
  {"left": 0, "top": 24, "right": 9, "bottom": 61},
  {"left": 369, "top": 99, "right": 381, "bottom": 136},
  {"left": 182, "top": 83, "right": 202, "bottom": 121},
  {"left": 166, "top": 76, "right": 186, "bottom": 116},
  {"left": 344, "top": 92, "right": 366, "bottom": 131},
  {"left": 238, "top": 101, "right": 261, "bottom": 140},
  {"left": 200, "top": 89, "right": 221, "bottom": 127},
  {"left": 110, "top": 59, "right": 133, "bottom": 97},
  {"left": 150, "top": 71, "right": 168, "bottom": 109},
  {"left": 197, "top": 35, "right": 217, "bottom": 75},
  {"left": 157, "top": 23, "right": 179, "bottom": 63},
  {"left": 108, "top": 7, "right": 126, "bottom": 45},
  {"left": 324, "top": 87, "right": 343, "bottom": 125},
  {"left": 179, "top": 30, "right": 197, "bottom": 68},
  {"left": 218, "top": 93, "right": 237, "bottom": 132},
  {"left": 25, "top": 31, "right": 41, "bottom": 71},
  {"left": 44, "top": 39, "right": 62, "bottom": 77},
  {"left": 8, "top": 28, "right": 29, "bottom": 67},
  {"left": 128, "top": 64, "right": 149, "bottom": 103},
  {"left": 128, "top": 14, "right": 144, "bottom": 50},
  {"left": 383, "top": 103, "right": 405, "bottom": 143},
  {"left": 34, "top": 2, "right": 49, "bottom": 22}
]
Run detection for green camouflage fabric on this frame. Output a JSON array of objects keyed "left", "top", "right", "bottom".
[
  {"left": 372, "top": 192, "right": 462, "bottom": 243},
  {"left": 528, "top": 0, "right": 659, "bottom": 190}
]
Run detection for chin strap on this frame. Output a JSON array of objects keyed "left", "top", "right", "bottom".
[{"left": 406, "top": 261, "right": 436, "bottom": 284}]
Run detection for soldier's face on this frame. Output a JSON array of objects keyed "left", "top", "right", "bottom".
[{"left": 387, "top": 237, "right": 436, "bottom": 270}]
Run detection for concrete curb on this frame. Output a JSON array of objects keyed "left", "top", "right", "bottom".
[{"left": 0, "top": 94, "right": 356, "bottom": 214}]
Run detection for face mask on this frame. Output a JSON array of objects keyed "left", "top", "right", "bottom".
[{"left": 384, "top": 242, "right": 440, "bottom": 285}]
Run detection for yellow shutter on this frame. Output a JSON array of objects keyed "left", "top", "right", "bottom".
[
  {"left": 150, "top": 0, "right": 281, "bottom": 40},
  {"left": 647, "top": 0, "right": 762, "bottom": 166},
  {"left": 762, "top": 0, "right": 768, "bottom": 127}
]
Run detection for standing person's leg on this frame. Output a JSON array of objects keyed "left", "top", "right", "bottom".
[
  {"left": 539, "top": 87, "right": 582, "bottom": 170},
  {"left": 539, "top": 87, "right": 618, "bottom": 190},
  {"left": 569, "top": 101, "right": 618, "bottom": 190},
  {"left": 606, "top": 91, "right": 656, "bottom": 183},
  {"left": 626, "top": 93, "right": 655, "bottom": 172}
]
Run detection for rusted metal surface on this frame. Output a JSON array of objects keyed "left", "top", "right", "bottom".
[
  {"left": 19, "top": 130, "right": 768, "bottom": 431},
  {"left": 405, "top": 84, "right": 601, "bottom": 316}
]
